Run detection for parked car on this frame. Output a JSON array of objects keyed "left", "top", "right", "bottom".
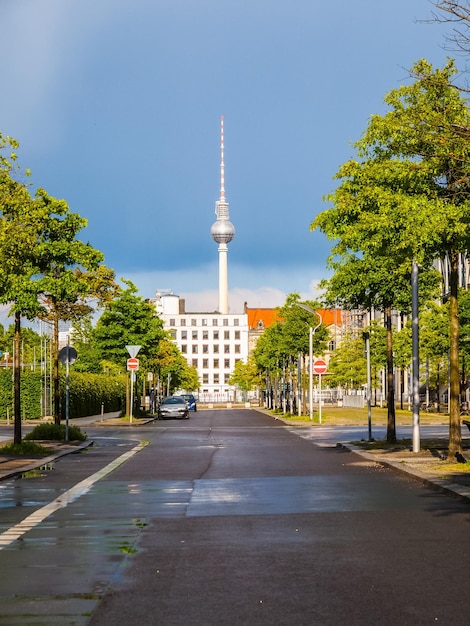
[
  {"left": 158, "top": 396, "right": 189, "bottom": 420},
  {"left": 180, "top": 393, "right": 197, "bottom": 412}
]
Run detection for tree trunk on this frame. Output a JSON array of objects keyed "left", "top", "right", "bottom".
[
  {"left": 13, "top": 311, "right": 22, "bottom": 445},
  {"left": 385, "top": 304, "right": 396, "bottom": 443},
  {"left": 448, "top": 249, "right": 463, "bottom": 460},
  {"left": 53, "top": 313, "right": 61, "bottom": 424}
]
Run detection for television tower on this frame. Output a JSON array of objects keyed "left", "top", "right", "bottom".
[{"left": 210, "top": 116, "right": 235, "bottom": 314}]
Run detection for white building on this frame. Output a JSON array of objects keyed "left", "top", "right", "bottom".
[{"left": 153, "top": 292, "right": 249, "bottom": 403}]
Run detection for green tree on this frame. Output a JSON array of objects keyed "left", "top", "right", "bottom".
[
  {"left": 153, "top": 338, "right": 199, "bottom": 395},
  {"left": 33, "top": 191, "right": 118, "bottom": 424},
  {"left": 70, "top": 315, "right": 102, "bottom": 373},
  {"left": 313, "top": 59, "right": 470, "bottom": 458},
  {"left": 0, "top": 135, "right": 44, "bottom": 443},
  {"left": 253, "top": 293, "right": 328, "bottom": 413},
  {"left": 229, "top": 357, "right": 262, "bottom": 397},
  {"left": 327, "top": 334, "right": 367, "bottom": 390},
  {"left": 94, "top": 281, "right": 165, "bottom": 371}
]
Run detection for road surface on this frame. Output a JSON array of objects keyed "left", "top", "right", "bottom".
[{"left": 0, "top": 409, "right": 468, "bottom": 625}]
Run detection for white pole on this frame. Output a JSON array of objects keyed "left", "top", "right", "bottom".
[
  {"left": 130, "top": 371, "right": 135, "bottom": 423},
  {"left": 309, "top": 327, "right": 313, "bottom": 420},
  {"left": 65, "top": 341, "right": 70, "bottom": 442},
  {"left": 412, "top": 260, "right": 420, "bottom": 452},
  {"left": 318, "top": 372, "right": 322, "bottom": 424}
]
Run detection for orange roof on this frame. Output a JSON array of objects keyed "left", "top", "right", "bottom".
[
  {"left": 317, "top": 309, "right": 342, "bottom": 327},
  {"left": 246, "top": 308, "right": 281, "bottom": 330},
  {"left": 245, "top": 307, "right": 342, "bottom": 330}
]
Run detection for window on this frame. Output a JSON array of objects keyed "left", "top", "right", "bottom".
[
  {"left": 224, "top": 344, "right": 230, "bottom": 353},
  {"left": 213, "top": 330, "right": 219, "bottom": 340},
  {"left": 234, "top": 330, "right": 240, "bottom": 340},
  {"left": 203, "top": 374, "right": 209, "bottom": 384},
  {"left": 213, "top": 359, "right": 219, "bottom": 368},
  {"left": 202, "top": 318, "right": 207, "bottom": 326},
  {"left": 224, "top": 359, "right": 230, "bottom": 368},
  {"left": 329, "top": 340, "right": 336, "bottom": 351},
  {"left": 224, "top": 330, "right": 230, "bottom": 340},
  {"left": 181, "top": 344, "right": 187, "bottom": 354},
  {"left": 224, "top": 373, "right": 230, "bottom": 383},
  {"left": 235, "top": 358, "right": 241, "bottom": 365},
  {"left": 192, "top": 359, "right": 198, "bottom": 368},
  {"left": 203, "top": 330, "right": 209, "bottom": 340},
  {"left": 234, "top": 318, "right": 239, "bottom": 326},
  {"left": 212, "top": 318, "right": 218, "bottom": 326},
  {"left": 169, "top": 330, "right": 176, "bottom": 339},
  {"left": 203, "top": 359, "right": 209, "bottom": 368},
  {"left": 213, "top": 373, "right": 219, "bottom": 384},
  {"left": 181, "top": 330, "right": 187, "bottom": 340},
  {"left": 192, "top": 345, "right": 198, "bottom": 354},
  {"left": 223, "top": 318, "right": 229, "bottom": 326},
  {"left": 170, "top": 318, "right": 175, "bottom": 326},
  {"left": 180, "top": 318, "right": 186, "bottom": 326},
  {"left": 214, "top": 344, "right": 219, "bottom": 354},
  {"left": 234, "top": 344, "right": 241, "bottom": 354},
  {"left": 191, "top": 318, "right": 197, "bottom": 326},
  {"left": 192, "top": 330, "right": 198, "bottom": 340},
  {"left": 203, "top": 344, "right": 209, "bottom": 354}
]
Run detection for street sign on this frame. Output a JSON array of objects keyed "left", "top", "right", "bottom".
[
  {"left": 58, "top": 346, "right": 78, "bottom": 365},
  {"left": 126, "top": 345, "right": 141, "bottom": 358},
  {"left": 127, "top": 357, "right": 139, "bottom": 371},
  {"left": 313, "top": 359, "right": 327, "bottom": 375}
]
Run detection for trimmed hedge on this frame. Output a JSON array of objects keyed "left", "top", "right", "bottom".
[
  {"left": 0, "top": 369, "right": 42, "bottom": 420},
  {"left": 0, "top": 369, "right": 126, "bottom": 420},
  {"left": 60, "top": 372, "right": 126, "bottom": 418}
]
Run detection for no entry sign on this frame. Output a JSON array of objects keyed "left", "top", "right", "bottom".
[
  {"left": 127, "top": 357, "right": 139, "bottom": 371},
  {"left": 313, "top": 359, "right": 327, "bottom": 375}
]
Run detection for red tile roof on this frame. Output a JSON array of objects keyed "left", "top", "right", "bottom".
[{"left": 246, "top": 307, "right": 342, "bottom": 330}]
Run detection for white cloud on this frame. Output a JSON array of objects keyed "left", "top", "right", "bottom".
[{"left": 123, "top": 261, "right": 328, "bottom": 313}]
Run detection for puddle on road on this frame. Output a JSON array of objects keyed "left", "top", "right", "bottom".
[{"left": 21, "top": 463, "right": 55, "bottom": 479}]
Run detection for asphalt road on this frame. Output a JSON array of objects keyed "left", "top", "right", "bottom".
[{"left": 0, "top": 409, "right": 469, "bottom": 625}]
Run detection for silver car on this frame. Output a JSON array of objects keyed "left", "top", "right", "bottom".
[{"left": 158, "top": 396, "right": 189, "bottom": 420}]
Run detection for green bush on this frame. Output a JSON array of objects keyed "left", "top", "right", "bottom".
[
  {"left": 60, "top": 372, "right": 126, "bottom": 418},
  {"left": 0, "top": 440, "right": 53, "bottom": 456},
  {"left": 25, "top": 423, "right": 87, "bottom": 442},
  {"left": 0, "top": 368, "right": 126, "bottom": 421},
  {"left": 0, "top": 369, "right": 42, "bottom": 420}
]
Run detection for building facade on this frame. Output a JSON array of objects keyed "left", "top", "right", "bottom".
[{"left": 152, "top": 292, "right": 249, "bottom": 402}]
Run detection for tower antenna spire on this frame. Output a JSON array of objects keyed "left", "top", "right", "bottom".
[{"left": 220, "top": 116, "right": 225, "bottom": 202}]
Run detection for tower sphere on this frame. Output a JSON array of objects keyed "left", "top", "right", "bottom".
[{"left": 211, "top": 218, "right": 235, "bottom": 244}]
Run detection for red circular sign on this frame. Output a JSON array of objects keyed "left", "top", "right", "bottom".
[
  {"left": 313, "top": 359, "right": 327, "bottom": 374},
  {"left": 127, "top": 357, "right": 139, "bottom": 371}
]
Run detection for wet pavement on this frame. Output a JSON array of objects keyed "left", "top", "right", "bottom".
[{"left": 0, "top": 411, "right": 469, "bottom": 624}]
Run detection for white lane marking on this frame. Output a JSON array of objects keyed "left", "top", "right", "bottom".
[{"left": 0, "top": 441, "right": 147, "bottom": 549}]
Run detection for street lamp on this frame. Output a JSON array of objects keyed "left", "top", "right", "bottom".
[{"left": 296, "top": 303, "right": 323, "bottom": 420}]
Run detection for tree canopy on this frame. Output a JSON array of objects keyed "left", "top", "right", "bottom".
[{"left": 313, "top": 59, "right": 470, "bottom": 457}]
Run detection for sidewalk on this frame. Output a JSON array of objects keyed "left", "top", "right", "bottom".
[{"left": 341, "top": 441, "right": 470, "bottom": 504}]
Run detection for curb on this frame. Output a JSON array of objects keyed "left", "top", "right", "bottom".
[
  {"left": 0, "top": 440, "right": 94, "bottom": 481},
  {"left": 341, "top": 442, "right": 470, "bottom": 504}
]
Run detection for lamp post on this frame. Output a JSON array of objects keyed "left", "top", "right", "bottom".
[{"left": 296, "top": 303, "right": 323, "bottom": 420}]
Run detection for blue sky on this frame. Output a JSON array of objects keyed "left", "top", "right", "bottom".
[{"left": 1, "top": 0, "right": 450, "bottom": 315}]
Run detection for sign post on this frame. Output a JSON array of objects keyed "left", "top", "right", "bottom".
[
  {"left": 313, "top": 359, "right": 327, "bottom": 424},
  {"left": 127, "top": 357, "right": 140, "bottom": 423},
  {"left": 58, "top": 344, "right": 78, "bottom": 441}
]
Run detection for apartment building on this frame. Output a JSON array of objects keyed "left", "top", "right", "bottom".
[{"left": 152, "top": 292, "right": 249, "bottom": 402}]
